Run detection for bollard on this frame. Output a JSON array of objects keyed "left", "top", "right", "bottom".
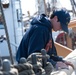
[
  {"left": 20, "top": 57, "right": 27, "bottom": 64},
  {"left": 41, "top": 49, "right": 49, "bottom": 68},
  {"left": 31, "top": 54, "right": 38, "bottom": 73},
  {"left": 31, "top": 54, "right": 37, "bottom": 65},
  {"left": 1, "top": 59, "right": 18, "bottom": 75},
  {"left": 2, "top": 59, "right": 11, "bottom": 71}
]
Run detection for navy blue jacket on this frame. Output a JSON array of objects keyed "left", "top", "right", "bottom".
[{"left": 16, "top": 14, "right": 63, "bottom": 66}]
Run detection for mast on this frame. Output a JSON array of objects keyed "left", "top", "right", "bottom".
[
  {"left": 70, "top": 0, "right": 76, "bottom": 17},
  {"left": 36, "top": 0, "right": 46, "bottom": 15}
]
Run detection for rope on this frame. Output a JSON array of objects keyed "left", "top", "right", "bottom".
[
  {"left": 27, "top": 52, "right": 54, "bottom": 75},
  {"left": 14, "top": 63, "right": 33, "bottom": 72},
  {"left": 19, "top": 70, "right": 35, "bottom": 75},
  {"left": 0, "top": 68, "right": 18, "bottom": 75},
  {"left": 0, "top": 52, "right": 54, "bottom": 75},
  {"left": 14, "top": 63, "right": 35, "bottom": 75},
  {"left": 27, "top": 53, "right": 42, "bottom": 63},
  {"left": 44, "top": 62, "right": 54, "bottom": 75},
  {"left": 33, "top": 63, "right": 45, "bottom": 75}
]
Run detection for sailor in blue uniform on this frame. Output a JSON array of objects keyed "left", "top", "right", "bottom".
[{"left": 16, "top": 9, "right": 74, "bottom": 69}]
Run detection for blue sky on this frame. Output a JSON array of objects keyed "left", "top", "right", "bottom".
[{"left": 21, "top": 0, "right": 72, "bottom": 16}]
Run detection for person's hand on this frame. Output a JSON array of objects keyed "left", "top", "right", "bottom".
[
  {"left": 64, "top": 61, "right": 74, "bottom": 69},
  {"left": 55, "top": 61, "right": 68, "bottom": 70}
]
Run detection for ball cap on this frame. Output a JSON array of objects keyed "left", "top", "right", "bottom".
[{"left": 53, "top": 9, "right": 70, "bottom": 33}]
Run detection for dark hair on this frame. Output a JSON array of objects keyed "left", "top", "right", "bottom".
[
  {"left": 50, "top": 13, "right": 55, "bottom": 19},
  {"left": 50, "top": 13, "right": 59, "bottom": 22}
]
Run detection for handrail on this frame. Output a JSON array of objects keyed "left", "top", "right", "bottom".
[{"left": 54, "top": 42, "right": 73, "bottom": 57}]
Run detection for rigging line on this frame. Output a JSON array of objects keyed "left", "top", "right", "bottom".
[
  {"left": 0, "top": 0, "right": 14, "bottom": 64},
  {"left": 73, "top": 0, "right": 76, "bottom": 7}
]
